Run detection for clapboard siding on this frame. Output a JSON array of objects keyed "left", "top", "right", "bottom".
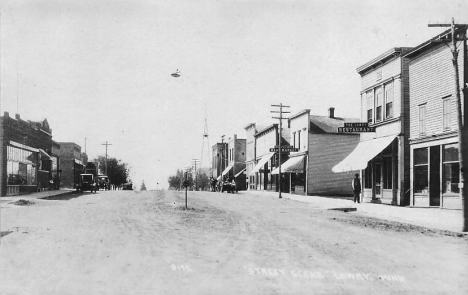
[
  {"left": 308, "top": 133, "right": 360, "bottom": 195},
  {"left": 409, "top": 42, "right": 465, "bottom": 139}
]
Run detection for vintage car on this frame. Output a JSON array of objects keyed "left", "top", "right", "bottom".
[
  {"left": 122, "top": 183, "right": 133, "bottom": 190},
  {"left": 97, "top": 175, "right": 110, "bottom": 190},
  {"left": 76, "top": 174, "right": 97, "bottom": 193}
]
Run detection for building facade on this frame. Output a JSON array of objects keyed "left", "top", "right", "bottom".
[
  {"left": 244, "top": 123, "right": 260, "bottom": 190},
  {"left": 222, "top": 134, "right": 246, "bottom": 191},
  {"left": 212, "top": 142, "right": 228, "bottom": 180},
  {"left": 286, "top": 108, "right": 359, "bottom": 195},
  {"left": 405, "top": 28, "right": 466, "bottom": 209},
  {"left": 250, "top": 124, "right": 290, "bottom": 192},
  {"left": 58, "top": 142, "right": 85, "bottom": 188},
  {"left": 1, "top": 112, "right": 55, "bottom": 196},
  {"left": 334, "top": 48, "right": 412, "bottom": 205}
]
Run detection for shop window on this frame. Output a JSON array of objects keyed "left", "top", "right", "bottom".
[
  {"left": 375, "top": 89, "right": 383, "bottom": 122},
  {"left": 385, "top": 84, "right": 393, "bottom": 119},
  {"left": 298, "top": 131, "right": 301, "bottom": 150},
  {"left": 414, "top": 148, "right": 428, "bottom": 193},
  {"left": 443, "top": 97, "right": 451, "bottom": 130},
  {"left": 382, "top": 156, "right": 392, "bottom": 189},
  {"left": 442, "top": 144, "right": 459, "bottom": 194},
  {"left": 367, "top": 92, "right": 373, "bottom": 124},
  {"left": 419, "top": 104, "right": 426, "bottom": 135},
  {"left": 364, "top": 162, "right": 372, "bottom": 189}
]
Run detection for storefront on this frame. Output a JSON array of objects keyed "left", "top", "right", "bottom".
[
  {"left": 410, "top": 137, "right": 461, "bottom": 209},
  {"left": 271, "top": 155, "right": 305, "bottom": 194},
  {"left": 6, "top": 142, "right": 39, "bottom": 195},
  {"left": 333, "top": 134, "right": 405, "bottom": 205}
]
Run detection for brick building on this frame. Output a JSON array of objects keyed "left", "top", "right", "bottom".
[
  {"left": 334, "top": 48, "right": 412, "bottom": 205},
  {"left": 0, "top": 112, "right": 55, "bottom": 196},
  {"left": 212, "top": 141, "right": 228, "bottom": 180},
  {"left": 285, "top": 108, "right": 359, "bottom": 195},
  {"left": 58, "top": 142, "right": 85, "bottom": 188},
  {"left": 221, "top": 134, "right": 246, "bottom": 191},
  {"left": 405, "top": 28, "right": 467, "bottom": 209}
]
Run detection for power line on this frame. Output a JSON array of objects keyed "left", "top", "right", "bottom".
[{"left": 271, "top": 103, "right": 290, "bottom": 199}]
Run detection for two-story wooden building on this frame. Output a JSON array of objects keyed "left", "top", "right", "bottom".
[
  {"left": 404, "top": 28, "right": 466, "bottom": 209},
  {"left": 250, "top": 124, "right": 290, "bottom": 192},
  {"left": 334, "top": 48, "right": 412, "bottom": 205},
  {"left": 279, "top": 108, "right": 359, "bottom": 195}
]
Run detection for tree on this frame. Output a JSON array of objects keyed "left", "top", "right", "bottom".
[
  {"left": 196, "top": 172, "right": 210, "bottom": 191},
  {"left": 140, "top": 180, "right": 147, "bottom": 191},
  {"left": 95, "top": 156, "right": 130, "bottom": 187},
  {"left": 167, "top": 169, "right": 193, "bottom": 190}
]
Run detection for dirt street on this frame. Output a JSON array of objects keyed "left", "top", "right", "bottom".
[{"left": 1, "top": 190, "right": 467, "bottom": 295}]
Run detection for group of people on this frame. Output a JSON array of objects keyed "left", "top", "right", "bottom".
[{"left": 209, "top": 176, "right": 237, "bottom": 193}]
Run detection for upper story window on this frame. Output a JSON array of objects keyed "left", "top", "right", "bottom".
[
  {"left": 443, "top": 97, "right": 451, "bottom": 130},
  {"left": 297, "top": 130, "right": 301, "bottom": 150},
  {"left": 292, "top": 132, "right": 296, "bottom": 148},
  {"left": 366, "top": 92, "right": 373, "bottom": 124},
  {"left": 385, "top": 83, "right": 393, "bottom": 119},
  {"left": 375, "top": 88, "right": 383, "bottom": 122},
  {"left": 419, "top": 104, "right": 426, "bottom": 135}
]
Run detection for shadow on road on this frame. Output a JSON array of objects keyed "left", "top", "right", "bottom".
[
  {"left": 41, "top": 192, "right": 87, "bottom": 201},
  {"left": 1, "top": 231, "right": 13, "bottom": 238}
]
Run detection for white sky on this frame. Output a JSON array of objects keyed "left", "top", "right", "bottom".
[{"left": 1, "top": 0, "right": 467, "bottom": 190}]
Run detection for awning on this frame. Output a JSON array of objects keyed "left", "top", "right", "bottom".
[
  {"left": 332, "top": 135, "right": 397, "bottom": 173},
  {"left": 74, "top": 159, "right": 83, "bottom": 165},
  {"left": 235, "top": 168, "right": 246, "bottom": 178},
  {"left": 249, "top": 152, "right": 275, "bottom": 176},
  {"left": 9, "top": 141, "right": 39, "bottom": 153},
  {"left": 39, "top": 149, "right": 52, "bottom": 160},
  {"left": 221, "top": 164, "right": 234, "bottom": 176},
  {"left": 271, "top": 155, "right": 306, "bottom": 175}
]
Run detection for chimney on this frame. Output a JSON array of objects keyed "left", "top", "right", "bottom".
[{"left": 328, "top": 107, "right": 335, "bottom": 118}]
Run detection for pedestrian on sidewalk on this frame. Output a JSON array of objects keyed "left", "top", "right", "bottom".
[{"left": 351, "top": 173, "right": 361, "bottom": 203}]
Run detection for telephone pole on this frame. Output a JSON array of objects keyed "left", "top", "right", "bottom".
[
  {"left": 271, "top": 103, "right": 290, "bottom": 199},
  {"left": 101, "top": 141, "right": 112, "bottom": 175},
  {"left": 429, "top": 18, "right": 468, "bottom": 231}
]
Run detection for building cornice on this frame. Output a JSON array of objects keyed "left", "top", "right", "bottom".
[
  {"left": 357, "top": 47, "right": 412, "bottom": 75},
  {"left": 289, "top": 109, "right": 310, "bottom": 122}
]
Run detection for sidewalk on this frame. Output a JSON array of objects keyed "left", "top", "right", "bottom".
[
  {"left": 242, "top": 190, "right": 465, "bottom": 234},
  {"left": 0, "top": 189, "right": 76, "bottom": 205}
]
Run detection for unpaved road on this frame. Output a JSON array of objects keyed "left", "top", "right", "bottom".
[{"left": 1, "top": 190, "right": 467, "bottom": 295}]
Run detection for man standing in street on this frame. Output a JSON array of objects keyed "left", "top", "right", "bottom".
[{"left": 352, "top": 173, "right": 361, "bottom": 203}]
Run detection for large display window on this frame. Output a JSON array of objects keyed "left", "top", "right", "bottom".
[
  {"left": 442, "top": 144, "right": 459, "bottom": 195},
  {"left": 414, "top": 148, "right": 428, "bottom": 194},
  {"left": 6, "top": 145, "right": 37, "bottom": 185}
]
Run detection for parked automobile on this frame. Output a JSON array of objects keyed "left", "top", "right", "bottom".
[
  {"left": 76, "top": 174, "right": 97, "bottom": 193},
  {"left": 122, "top": 183, "right": 133, "bottom": 190},
  {"left": 97, "top": 175, "right": 110, "bottom": 190}
]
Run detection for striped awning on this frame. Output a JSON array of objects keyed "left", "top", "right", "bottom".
[
  {"left": 271, "top": 155, "right": 305, "bottom": 174},
  {"left": 235, "top": 168, "right": 246, "bottom": 178},
  {"left": 332, "top": 135, "right": 397, "bottom": 173},
  {"left": 249, "top": 152, "right": 275, "bottom": 176}
]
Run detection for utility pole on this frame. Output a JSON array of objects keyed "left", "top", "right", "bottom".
[
  {"left": 429, "top": 18, "right": 468, "bottom": 231},
  {"left": 271, "top": 103, "right": 290, "bottom": 199},
  {"left": 192, "top": 159, "right": 199, "bottom": 190},
  {"left": 101, "top": 141, "right": 112, "bottom": 175}
]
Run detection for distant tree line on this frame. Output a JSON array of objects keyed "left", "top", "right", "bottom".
[{"left": 167, "top": 168, "right": 210, "bottom": 191}]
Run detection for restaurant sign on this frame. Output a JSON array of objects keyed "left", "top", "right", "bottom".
[{"left": 338, "top": 123, "right": 375, "bottom": 133}]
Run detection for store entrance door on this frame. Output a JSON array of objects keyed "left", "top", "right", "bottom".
[
  {"left": 374, "top": 162, "right": 382, "bottom": 199},
  {"left": 429, "top": 146, "right": 440, "bottom": 206}
]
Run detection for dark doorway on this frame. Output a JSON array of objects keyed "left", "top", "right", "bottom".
[{"left": 429, "top": 146, "right": 441, "bottom": 206}]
